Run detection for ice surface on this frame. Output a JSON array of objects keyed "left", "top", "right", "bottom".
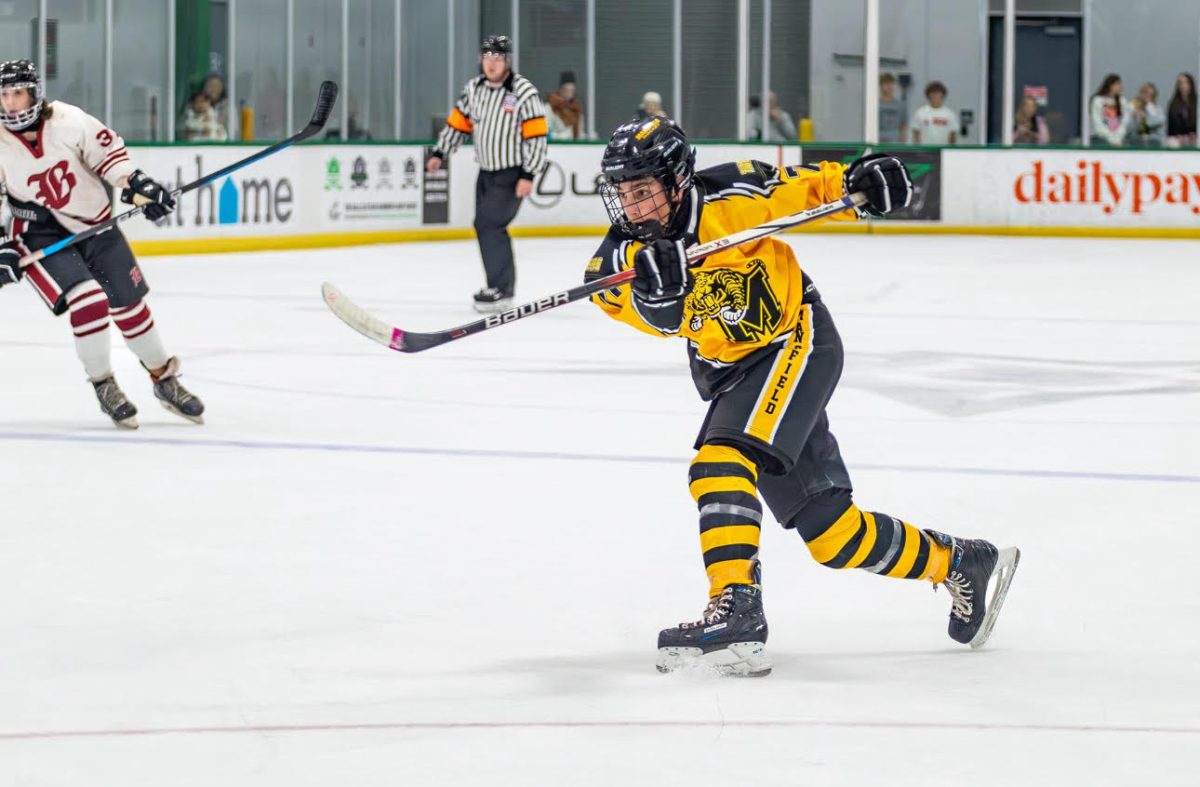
[{"left": 2, "top": 234, "right": 1198, "bottom": 785}]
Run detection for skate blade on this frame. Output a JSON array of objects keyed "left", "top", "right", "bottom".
[
  {"left": 113, "top": 415, "right": 139, "bottom": 430},
  {"left": 969, "top": 546, "right": 1020, "bottom": 649},
  {"left": 158, "top": 398, "right": 205, "bottom": 425},
  {"left": 471, "top": 299, "right": 513, "bottom": 314},
  {"left": 656, "top": 642, "right": 772, "bottom": 678}
]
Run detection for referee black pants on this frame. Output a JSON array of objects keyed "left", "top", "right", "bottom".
[{"left": 473, "top": 167, "right": 525, "bottom": 295}]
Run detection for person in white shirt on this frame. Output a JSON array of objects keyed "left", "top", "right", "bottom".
[
  {"left": 911, "top": 81, "right": 957, "bottom": 145},
  {"left": 0, "top": 59, "right": 204, "bottom": 428},
  {"left": 1089, "top": 73, "right": 1129, "bottom": 147}
]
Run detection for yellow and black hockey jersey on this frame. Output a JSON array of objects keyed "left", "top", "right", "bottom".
[{"left": 586, "top": 159, "right": 858, "bottom": 400}]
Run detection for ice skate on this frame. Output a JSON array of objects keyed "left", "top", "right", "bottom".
[
  {"left": 471, "top": 287, "right": 513, "bottom": 314},
  {"left": 656, "top": 584, "right": 771, "bottom": 677},
  {"left": 91, "top": 375, "right": 138, "bottom": 429},
  {"left": 147, "top": 356, "right": 205, "bottom": 424},
  {"left": 927, "top": 530, "right": 1020, "bottom": 649}
]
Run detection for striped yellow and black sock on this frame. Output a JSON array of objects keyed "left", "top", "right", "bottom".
[
  {"left": 689, "top": 444, "right": 763, "bottom": 597},
  {"left": 804, "top": 502, "right": 952, "bottom": 583}
]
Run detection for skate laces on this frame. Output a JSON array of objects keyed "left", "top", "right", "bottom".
[
  {"left": 94, "top": 378, "right": 127, "bottom": 408},
  {"left": 679, "top": 587, "right": 736, "bottom": 629},
  {"left": 942, "top": 571, "right": 974, "bottom": 622},
  {"left": 159, "top": 377, "right": 195, "bottom": 405}
]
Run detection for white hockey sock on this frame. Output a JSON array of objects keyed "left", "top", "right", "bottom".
[
  {"left": 66, "top": 282, "right": 113, "bottom": 381},
  {"left": 111, "top": 300, "right": 169, "bottom": 371}
]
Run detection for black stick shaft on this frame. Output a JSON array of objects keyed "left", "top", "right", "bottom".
[{"left": 19, "top": 81, "right": 338, "bottom": 267}]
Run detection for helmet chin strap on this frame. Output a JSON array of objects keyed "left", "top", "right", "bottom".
[{"left": 629, "top": 219, "right": 667, "bottom": 242}]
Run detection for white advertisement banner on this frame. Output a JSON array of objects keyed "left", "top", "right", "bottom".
[
  {"left": 106, "top": 143, "right": 1200, "bottom": 246},
  {"left": 944, "top": 149, "right": 1200, "bottom": 227},
  {"left": 119, "top": 145, "right": 316, "bottom": 241},
  {"left": 515, "top": 143, "right": 606, "bottom": 226},
  {"left": 317, "top": 145, "right": 426, "bottom": 229},
  {"left": 444, "top": 143, "right": 609, "bottom": 228},
  {"left": 115, "top": 142, "right": 816, "bottom": 244}
]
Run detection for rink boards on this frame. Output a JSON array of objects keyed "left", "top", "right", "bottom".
[{"left": 116, "top": 142, "right": 1200, "bottom": 254}]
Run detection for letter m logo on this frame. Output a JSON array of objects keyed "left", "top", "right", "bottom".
[{"left": 722, "top": 260, "right": 783, "bottom": 343}]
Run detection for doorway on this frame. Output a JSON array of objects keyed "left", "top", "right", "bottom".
[{"left": 988, "top": 16, "right": 1083, "bottom": 144}]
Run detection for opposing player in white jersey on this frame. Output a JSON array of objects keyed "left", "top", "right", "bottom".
[{"left": 0, "top": 59, "right": 204, "bottom": 428}]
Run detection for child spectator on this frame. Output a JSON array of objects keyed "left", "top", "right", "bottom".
[
  {"left": 181, "top": 90, "right": 228, "bottom": 141},
  {"left": 1127, "top": 82, "right": 1164, "bottom": 147},
  {"left": 911, "top": 81, "right": 956, "bottom": 144},
  {"left": 1012, "top": 96, "right": 1049, "bottom": 145}
]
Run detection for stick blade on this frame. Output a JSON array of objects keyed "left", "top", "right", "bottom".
[
  {"left": 310, "top": 81, "right": 339, "bottom": 127},
  {"left": 322, "top": 282, "right": 406, "bottom": 351}
]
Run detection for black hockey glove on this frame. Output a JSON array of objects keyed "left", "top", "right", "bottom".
[
  {"left": 121, "top": 169, "right": 176, "bottom": 222},
  {"left": 844, "top": 153, "right": 913, "bottom": 217},
  {"left": 0, "top": 240, "right": 23, "bottom": 287},
  {"left": 632, "top": 238, "right": 690, "bottom": 304}
]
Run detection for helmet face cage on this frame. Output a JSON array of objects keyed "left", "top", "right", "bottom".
[
  {"left": 0, "top": 60, "right": 44, "bottom": 131},
  {"left": 600, "top": 129, "right": 695, "bottom": 242},
  {"left": 600, "top": 170, "right": 680, "bottom": 243}
]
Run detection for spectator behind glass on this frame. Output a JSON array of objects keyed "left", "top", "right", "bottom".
[
  {"left": 878, "top": 72, "right": 907, "bottom": 143},
  {"left": 911, "top": 81, "right": 956, "bottom": 145},
  {"left": 1012, "top": 96, "right": 1049, "bottom": 145},
  {"left": 637, "top": 91, "right": 666, "bottom": 120},
  {"left": 547, "top": 71, "right": 585, "bottom": 140},
  {"left": 1167, "top": 72, "right": 1197, "bottom": 148},
  {"left": 202, "top": 73, "right": 228, "bottom": 121},
  {"left": 181, "top": 90, "right": 228, "bottom": 141},
  {"left": 1089, "top": 73, "right": 1129, "bottom": 147},
  {"left": 1127, "top": 82, "right": 1165, "bottom": 147},
  {"left": 746, "top": 91, "right": 795, "bottom": 141}
]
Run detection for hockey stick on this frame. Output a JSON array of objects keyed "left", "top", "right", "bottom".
[
  {"left": 17, "top": 80, "right": 339, "bottom": 269},
  {"left": 322, "top": 190, "right": 869, "bottom": 354}
]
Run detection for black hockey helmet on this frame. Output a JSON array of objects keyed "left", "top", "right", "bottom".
[
  {"left": 0, "top": 59, "right": 44, "bottom": 131},
  {"left": 599, "top": 116, "right": 696, "bottom": 242},
  {"left": 480, "top": 34, "right": 513, "bottom": 57}
]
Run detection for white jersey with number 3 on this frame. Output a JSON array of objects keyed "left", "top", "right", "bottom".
[{"left": 0, "top": 100, "right": 134, "bottom": 234}]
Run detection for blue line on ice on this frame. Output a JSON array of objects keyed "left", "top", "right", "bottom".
[{"left": 2, "top": 431, "right": 1197, "bottom": 484}]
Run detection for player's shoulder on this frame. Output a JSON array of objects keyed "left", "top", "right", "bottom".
[
  {"left": 510, "top": 74, "right": 540, "bottom": 101},
  {"left": 44, "top": 100, "right": 104, "bottom": 133},
  {"left": 45, "top": 100, "right": 87, "bottom": 121},
  {"left": 697, "top": 159, "right": 782, "bottom": 201},
  {"left": 40, "top": 101, "right": 101, "bottom": 143}
]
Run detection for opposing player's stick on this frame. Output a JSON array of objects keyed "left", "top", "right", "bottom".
[
  {"left": 17, "top": 81, "right": 339, "bottom": 269},
  {"left": 322, "top": 191, "right": 869, "bottom": 354}
]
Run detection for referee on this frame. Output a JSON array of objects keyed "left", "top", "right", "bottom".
[{"left": 426, "top": 34, "right": 548, "bottom": 313}]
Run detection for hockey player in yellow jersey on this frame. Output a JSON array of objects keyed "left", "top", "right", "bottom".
[{"left": 589, "top": 117, "right": 1020, "bottom": 676}]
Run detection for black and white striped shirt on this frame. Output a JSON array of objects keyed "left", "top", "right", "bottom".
[{"left": 433, "top": 72, "right": 548, "bottom": 179}]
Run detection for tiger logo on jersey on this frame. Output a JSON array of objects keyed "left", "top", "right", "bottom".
[{"left": 686, "top": 260, "right": 783, "bottom": 342}]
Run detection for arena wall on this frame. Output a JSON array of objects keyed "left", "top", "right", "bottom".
[{"left": 118, "top": 142, "right": 1200, "bottom": 256}]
